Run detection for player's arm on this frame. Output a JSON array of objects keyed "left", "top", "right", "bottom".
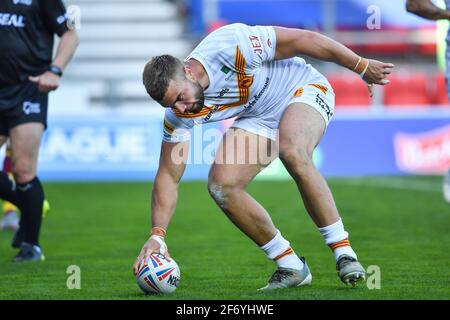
[
  {"left": 273, "top": 27, "right": 394, "bottom": 92},
  {"left": 132, "top": 140, "right": 189, "bottom": 274},
  {"left": 406, "top": 0, "right": 450, "bottom": 20},
  {"left": 151, "top": 140, "right": 188, "bottom": 232}
]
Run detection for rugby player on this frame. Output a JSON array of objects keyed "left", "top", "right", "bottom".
[{"left": 133, "top": 23, "right": 393, "bottom": 289}]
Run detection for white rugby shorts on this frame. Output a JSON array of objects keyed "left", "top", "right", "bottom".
[{"left": 231, "top": 72, "right": 335, "bottom": 141}]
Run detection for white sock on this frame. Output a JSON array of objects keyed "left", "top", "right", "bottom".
[
  {"left": 260, "top": 230, "right": 304, "bottom": 270},
  {"left": 318, "top": 218, "right": 357, "bottom": 261}
]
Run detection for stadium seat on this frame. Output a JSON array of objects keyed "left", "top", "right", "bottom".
[
  {"left": 327, "top": 73, "right": 371, "bottom": 108},
  {"left": 383, "top": 73, "right": 432, "bottom": 107},
  {"left": 432, "top": 73, "right": 449, "bottom": 105}
]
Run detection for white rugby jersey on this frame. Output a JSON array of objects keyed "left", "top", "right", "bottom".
[{"left": 163, "top": 23, "right": 322, "bottom": 142}]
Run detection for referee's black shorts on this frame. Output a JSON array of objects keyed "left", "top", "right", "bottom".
[{"left": 0, "top": 82, "right": 48, "bottom": 136}]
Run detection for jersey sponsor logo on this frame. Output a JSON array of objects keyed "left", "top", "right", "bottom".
[
  {"left": 220, "top": 66, "right": 231, "bottom": 74},
  {"left": 315, "top": 93, "right": 333, "bottom": 120},
  {"left": 12, "top": 0, "right": 32, "bottom": 6},
  {"left": 239, "top": 76, "right": 253, "bottom": 89},
  {"left": 57, "top": 13, "right": 69, "bottom": 25},
  {"left": 242, "top": 77, "right": 270, "bottom": 111},
  {"left": 203, "top": 104, "right": 220, "bottom": 122},
  {"left": 293, "top": 87, "right": 303, "bottom": 97},
  {"left": 249, "top": 35, "right": 263, "bottom": 54},
  {"left": 215, "top": 88, "right": 230, "bottom": 99},
  {"left": 23, "top": 101, "right": 41, "bottom": 115},
  {"left": 0, "top": 13, "right": 25, "bottom": 27}
]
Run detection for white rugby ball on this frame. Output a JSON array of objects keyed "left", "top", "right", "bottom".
[{"left": 136, "top": 253, "right": 180, "bottom": 294}]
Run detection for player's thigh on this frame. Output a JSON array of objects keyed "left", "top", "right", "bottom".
[
  {"left": 9, "top": 122, "right": 44, "bottom": 166},
  {"left": 278, "top": 102, "right": 326, "bottom": 160},
  {"left": 209, "top": 127, "right": 276, "bottom": 188}
]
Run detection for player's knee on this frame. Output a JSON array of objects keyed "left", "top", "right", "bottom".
[
  {"left": 207, "top": 179, "right": 240, "bottom": 210},
  {"left": 12, "top": 161, "right": 36, "bottom": 184},
  {"left": 280, "top": 148, "right": 313, "bottom": 175},
  {"left": 207, "top": 182, "right": 227, "bottom": 208}
]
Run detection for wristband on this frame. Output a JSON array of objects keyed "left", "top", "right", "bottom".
[
  {"left": 151, "top": 226, "right": 166, "bottom": 237},
  {"left": 352, "top": 57, "right": 369, "bottom": 77},
  {"left": 48, "top": 65, "right": 63, "bottom": 77},
  {"left": 352, "top": 57, "right": 362, "bottom": 72},
  {"left": 359, "top": 60, "right": 369, "bottom": 78}
]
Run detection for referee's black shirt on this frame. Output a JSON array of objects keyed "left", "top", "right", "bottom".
[{"left": 0, "top": 0, "right": 69, "bottom": 94}]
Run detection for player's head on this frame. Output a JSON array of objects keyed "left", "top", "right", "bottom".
[{"left": 143, "top": 55, "right": 205, "bottom": 114}]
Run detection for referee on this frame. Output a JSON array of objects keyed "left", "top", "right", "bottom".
[{"left": 0, "top": 0, "right": 79, "bottom": 262}]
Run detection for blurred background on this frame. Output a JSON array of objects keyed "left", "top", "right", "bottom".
[{"left": 21, "top": 0, "right": 450, "bottom": 181}]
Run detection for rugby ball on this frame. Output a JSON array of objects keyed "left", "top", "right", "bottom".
[{"left": 136, "top": 253, "right": 180, "bottom": 294}]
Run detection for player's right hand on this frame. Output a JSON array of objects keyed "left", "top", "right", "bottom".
[{"left": 132, "top": 236, "right": 171, "bottom": 275}]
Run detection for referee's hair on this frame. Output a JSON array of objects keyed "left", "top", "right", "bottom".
[{"left": 143, "top": 55, "right": 185, "bottom": 102}]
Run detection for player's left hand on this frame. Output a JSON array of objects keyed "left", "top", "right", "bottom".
[
  {"left": 362, "top": 59, "right": 394, "bottom": 97},
  {"left": 29, "top": 71, "right": 61, "bottom": 93}
]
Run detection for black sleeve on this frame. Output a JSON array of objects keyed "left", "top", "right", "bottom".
[{"left": 39, "top": 0, "right": 70, "bottom": 37}]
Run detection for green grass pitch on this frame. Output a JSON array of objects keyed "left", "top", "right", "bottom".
[{"left": 0, "top": 176, "right": 449, "bottom": 300}]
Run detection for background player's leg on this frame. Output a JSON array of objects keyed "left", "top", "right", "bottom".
[
  {"left": 0, "top": 142, "right": 20, "bottom": 231},
  {"left": 208, "top": 128, "right": 311, "bottom": 289},
  {"left": 9, "top": 123, "right": 45, "bottom": 262},
  {"left": 278, "top": 103, "right": 364, "bottom": 285},
  {"left": 0, "top": 135, "right": 20, "bottom": 207}
]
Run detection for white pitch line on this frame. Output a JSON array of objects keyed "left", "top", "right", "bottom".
[{"left": 331, "top": 177, "right": 442, "bottom": 193}]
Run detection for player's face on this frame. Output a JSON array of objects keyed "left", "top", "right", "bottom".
[{"left": 162, "top": 77, "right": 205, "bottom": 114}]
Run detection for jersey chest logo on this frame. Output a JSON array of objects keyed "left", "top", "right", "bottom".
[
  {"left": 239, "top": 76, "right": 254, "bottom": 89},
  {"left": 12, "top": 0, "right": 32, "bottom": 6},
  {"left": 0, "top": 13, "right": 26, "bottom": 27}
]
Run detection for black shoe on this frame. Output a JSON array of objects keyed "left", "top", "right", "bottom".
[
  {"left": 11, "top": 227, "right": 25, "bottom": 248},
  {"left": 12, "top": 242, "right": 45, "bottom": 262}
]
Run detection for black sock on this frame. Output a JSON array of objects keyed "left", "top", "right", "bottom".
[
  {"left": 0, "top": 171, "right": 20, "bottom": 206},
  {"left": 16, "top": 177, "right": 44, "bottom": 246}
]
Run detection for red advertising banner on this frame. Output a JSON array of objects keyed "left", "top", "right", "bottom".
[{"left": 394, "top": 125, "right": 450, "bottom": 174}]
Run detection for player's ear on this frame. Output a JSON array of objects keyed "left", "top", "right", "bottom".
[{"left": 183, "top": 65, "right": 195, "bottom": 81}]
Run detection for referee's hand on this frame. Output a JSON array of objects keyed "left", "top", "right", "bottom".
[{"left": 29, "top": 71, "right": 60, "bottom": 93}]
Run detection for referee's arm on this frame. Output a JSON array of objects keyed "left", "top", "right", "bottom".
[
  {"left": 29, "top": 29, "right": 79, "bottom": 92},
  {"left": 52, "top": 29, "right": 80, "bottom": 72}
]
